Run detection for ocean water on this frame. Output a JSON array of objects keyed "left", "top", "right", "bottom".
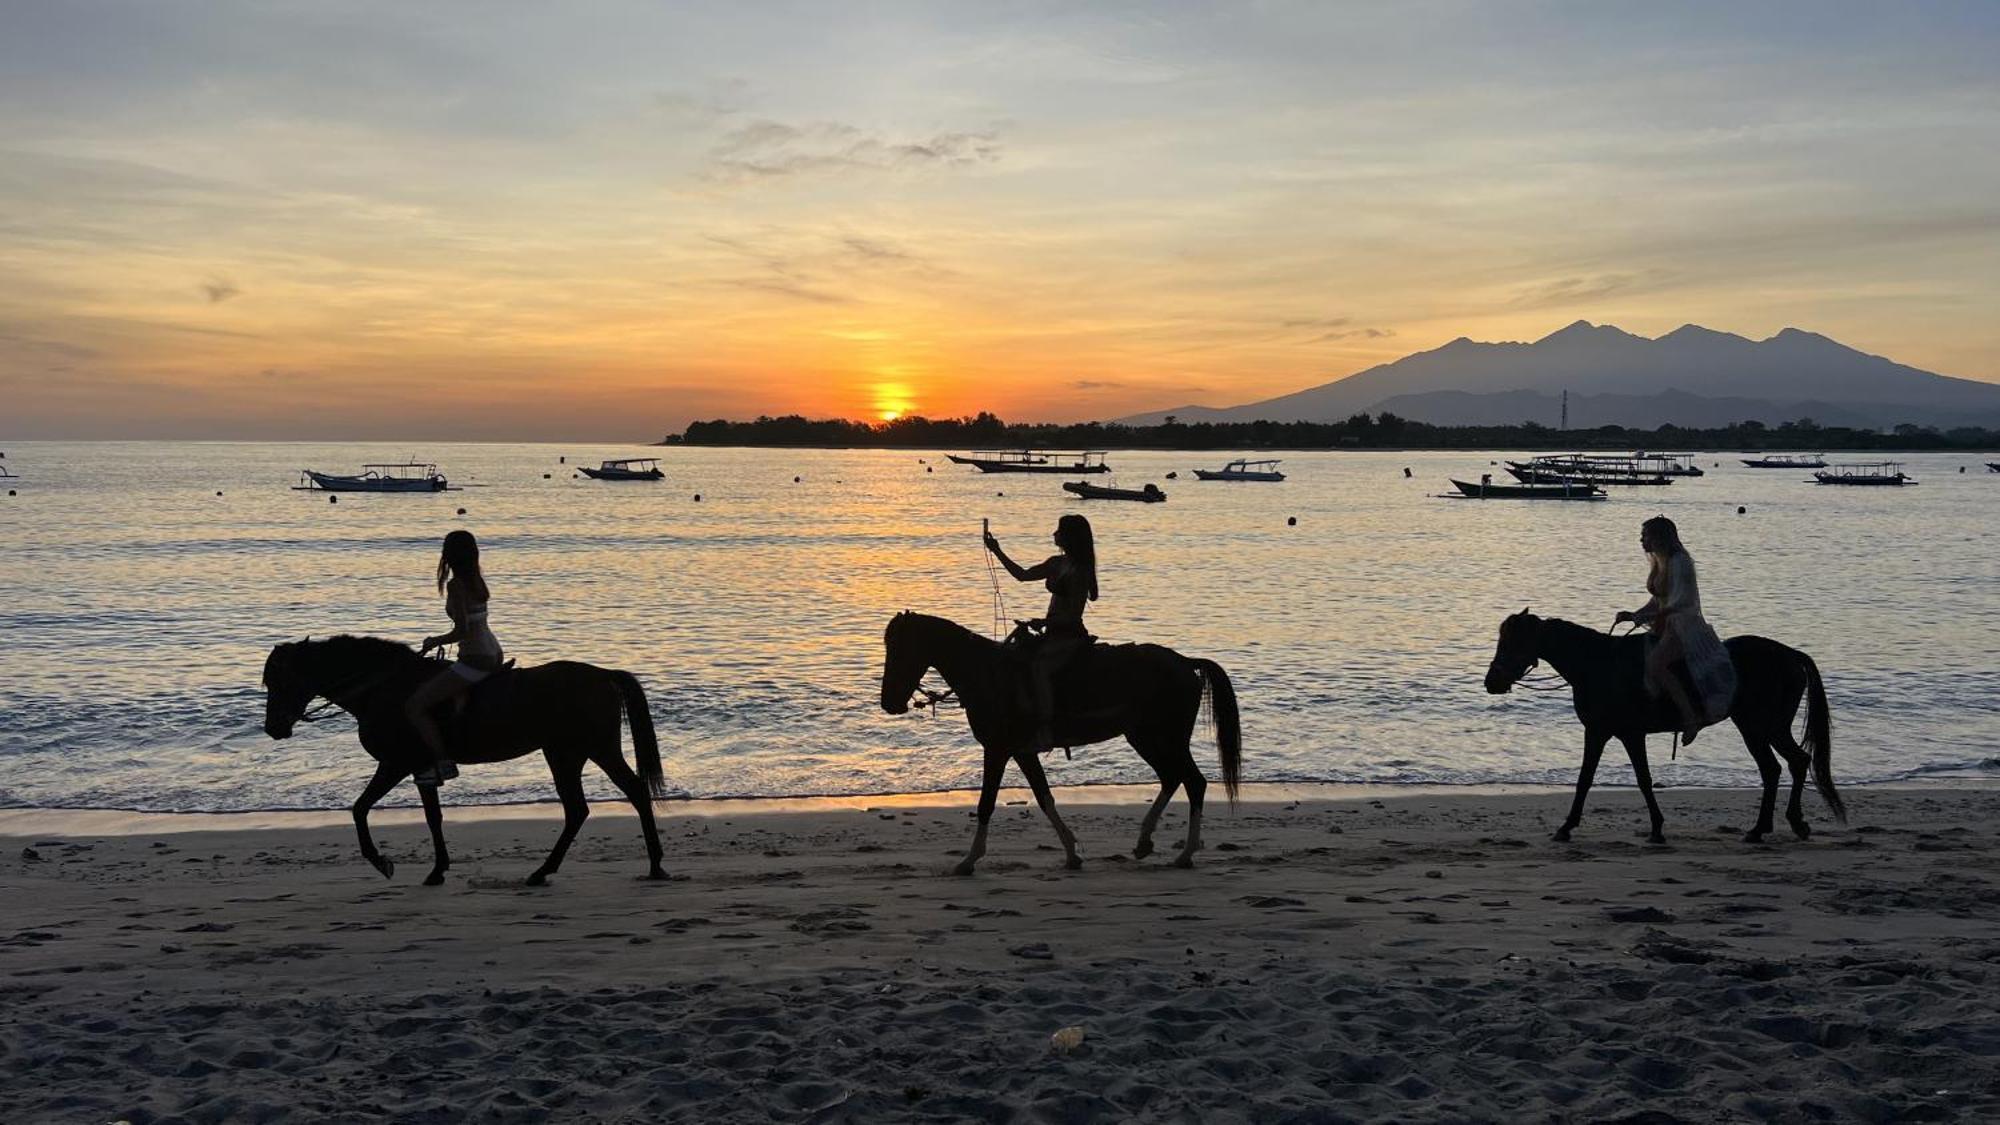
[{"left": 1, "top": 442, "right": 1994, "bottom": 812}]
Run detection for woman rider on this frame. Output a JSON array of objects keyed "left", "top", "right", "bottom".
[
  {"left": 1614, "top": 515, "right": 1735, "bottom": 744},
  {"left": 405, "top": 529, "right": 504, "bottom": 786},
  {"left": 984, "top": 514, "right": 1098, "bottom": 754}
]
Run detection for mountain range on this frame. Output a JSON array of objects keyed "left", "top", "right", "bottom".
[{"left": 1117, "top": 322, "right": 2000, "bottom": 430}]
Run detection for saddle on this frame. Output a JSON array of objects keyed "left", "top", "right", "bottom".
[{"left": 430, "top": 658, "right": 519, "bottom": 753}]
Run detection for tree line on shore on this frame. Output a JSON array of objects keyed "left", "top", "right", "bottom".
[{"left": 668, "top": 411, "right": 2000, "bottom": 451}]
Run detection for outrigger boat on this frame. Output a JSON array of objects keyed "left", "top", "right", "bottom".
[
  {"left": 1519, "top": 452, "right": 1703, "bottom": 479},
  {"left": 950, "top": 449, "right": 1111, "bottom": 474},
  {"left": 1063, "top": 480, "right": 1166, "bottom": 503},
  {"left": 1193, "top": 458, "right": 1285, "bottom": 482},
  {"left": 1741, "top": 453, "right": 1827, "bottom": 469},
  {"left": 297, "top": 462, "right": 449, "bottom": 492},
  {"left": 1506, "top": 462, "right": 1673, "bottom": 487},
  {"left": 579, "top": 457, "right": 664, "bottom": 481},
  {"left": 1450, "top": 476, "right": 1605, "bottom": 501},
  {"left": 1988, "top": 463, "right": 2000, "bottom": 473},
  {"left": 1814, "top": 462, "right": 1916, "bottom": 487}
]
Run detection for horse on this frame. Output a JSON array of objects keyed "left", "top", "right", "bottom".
[
  {"left": 1484, "top": 610, "right": 1845, "bottom": 845},
  {"left": 262, "top": 636, "right": 670, "bottom": 886},
  {"left": 879, "top": 612, "right": 1241, "bottom": 873}
]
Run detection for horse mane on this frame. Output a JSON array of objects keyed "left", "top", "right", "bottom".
[
  {"left": 295, "top": 634, "right": 425, "bottom": 676},
  {"left": 894, "top": 611, "right": 1004, "bottom": 654}
]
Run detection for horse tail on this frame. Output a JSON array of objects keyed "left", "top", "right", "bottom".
[
  {"left": 1193, "top": 659, "right": 1242, "bottom": 804},
  {"left": 613, "top": 670, "right": 669, "bottom": 800},
  {"left": 1797, "top": 650, "right": 1844, "bottom": 824}
]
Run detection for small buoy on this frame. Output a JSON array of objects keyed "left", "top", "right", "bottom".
[
  {"left": 1166, "top": 471, "right": 1178, "bottom": 480},
  {"left": 215, "top": 490, "right": 223, "bottom": 496},
  {"left": 1287, "top": 516, "right": 1297, "bottom": 526},
  {"left": 559, "top": 456, "right": 566, "bottom": 464},
  {"left": 693, "top": 493, "right": 702, "bottom": 502},
  {"left": 329, "top": 495, "right": 338, "bottom": 504},
  {"left": 6, "top": 490, "right": 14, "bottom": 497},
  {"left": 543, "top": 473, "right": 551, "bottom": 479},
  {"left": 926, "top": 466, "right": 933, "bottom": 473},
  {"left": 793, "top": 476, "right": 801, "bottom": 483},
  {"left": 918, "top": 458, "right": 927, "bottom": 464},
  {"left": 1960, "top": 466, "right": 1967, "bottom": 474},
  {"left": 1737, "top": 506, "right": 1747, "bottom": 514},
  {"left": 1402, "top": 467, "right": 1412, "bottom": 478},
  {"left": 456, "top": 507, "right": 466, "bottom": 516},
  {"left": 997, "top": 491, "right": 1005, "bottom": 497},
  {"left": 1489, "top": 460, "right": 1497, "bottom": 466}
]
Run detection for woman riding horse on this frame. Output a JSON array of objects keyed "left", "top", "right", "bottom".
[
  {"left": 406, "top": 530, "right": 502, "bottom": 785},
  {"left": 984, "top": 514, "right": 1098, "bottom": 755},
  {"left": 1614, "top": 516, "right": 1734, "bottom": 745}
]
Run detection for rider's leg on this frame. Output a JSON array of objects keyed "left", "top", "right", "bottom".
[
  {"left": 1030, "top": 658, "right": 1055, "bottom": 755},
  {"left": 1646, "top": 636, "right": 1702, "bottom": 744},
  {"left": 404, "top": 670, "right": 468, "bottom": 785}
]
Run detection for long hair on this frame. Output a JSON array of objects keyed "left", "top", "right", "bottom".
[
  {"left": 1642, "top": 515, "right": 1685, "bottom": 596},
  {"left": 436, "top": 529, "right": 489, "bottom": 600},
  {"left": 1056, "top": 514, "right": 1099, "bottom": 601}
]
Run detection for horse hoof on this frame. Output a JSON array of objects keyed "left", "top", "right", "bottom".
[
  {"left": 1647, "top": 832, "right": 1667, "bottom": 845},
  {"left": 1172, "top": 854, "right": 1194, "bottom": 869},
  {"left": 1132, "top": 842, "right": 1154, "bottom": 861},
  {"left": 372, "top": 857, "right": 396, "bottom": 879},
  {"left": 1064, "top": 855, "right": 1083, "bottom": 871},
  {"left": 950, "top": 862, "right": 977, "bottom": 877},
  {"left": 1551, "top": 828, "right": 1572, "bottom": 843},
  {"left": 642, "top": 867, "right": 669, "bottom": 881},
  {"left": 1790, "top": 821, "right": 1812, "bottom": 841},
  {"left": 423, "top": 870, "right": 446, "bottom": 887},
  {"left": 1743, "top": 830, "right": 1767, "bottom": 844},
  {"left": 525, "top": 871, "right": 549, "bottom": 887}
]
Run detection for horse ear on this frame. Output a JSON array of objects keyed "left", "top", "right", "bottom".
[{"left": 1520, "top": 606, "right": 1529, "bottom": 618}]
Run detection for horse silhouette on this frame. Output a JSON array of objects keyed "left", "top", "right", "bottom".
[
  {"left": 880, "top": 612, "right": 1240, "bottom": 873},
  {"left": 263, "top": 636, "right": 669, "bottom": 885}
]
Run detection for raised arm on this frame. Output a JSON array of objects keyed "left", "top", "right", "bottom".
[{"left": 984, "top": 533, "right": 1055, "bottom": 583}]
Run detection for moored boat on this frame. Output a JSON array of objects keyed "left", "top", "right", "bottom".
[
  {"left": 1063, "top": 480, "right": 1166, "bottom": 503},
  {"left": 1741, "top": 453, "right": 1827, "bottom": 469},
  {"left": 1506, "top": 463, "right": 1673, "bottom": 487},
  {"left": 952, "top": 449, "right": 1110, "bottom": 474},
  {"left": 579, "top": 458, "right": 665, "bottom": 481},
  {"left": 1988, "top": 463, "right": 1999, "bottom": 473},
  {"left": 1814, "top": 462, "right": 1915, "bottom": 487},
  {"left": 298, "top": 462, "right": 449, "bottom": 492},
  {"left": 1193, "top": 458, "right": 1285, "bottom": 482},
  {"left": 1450, "top": 476, "right": 1605, "bottom": 501}
]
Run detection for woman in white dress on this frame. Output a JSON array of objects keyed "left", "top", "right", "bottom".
[
  {"left": 406, "top": 530, "right": 504, "bottom": 785},
  {"left": 1614, "top": 516, "right": 1736, "bottom": 743}
]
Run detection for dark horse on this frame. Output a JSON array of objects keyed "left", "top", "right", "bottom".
[
  {"left": 263, "top": 636, "right": 670, "bottom": 886},
  {"left": 880, "top": 612, "right": 1241, "bottom": 873},
  {"left": 1485, "top": 610, "right": 1845, "bottom": 844}
]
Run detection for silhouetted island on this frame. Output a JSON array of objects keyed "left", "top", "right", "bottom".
[{"left": 666, "top": 412, "right": 1999, "bottom": 453}]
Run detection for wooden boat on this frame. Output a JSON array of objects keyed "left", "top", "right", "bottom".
[
  {"left": 1194, "top": 458, "right": 1285, "bottom": 482},
  {"left": 1988, "top": 463, "right": 2000, "bottom": 473},
  {"left": 1741, "top": 453, "right": 1827, "bottom": 469},
  {"left": 298, "top": 462, "right": 449, "bottom": 492},
  {"left": 1527, "top": 452, "right": 1703, "bottom": 478},
  {"left": 1506, "top": 463, "right": 1672, "bottom": 487},
  {"left": 579, "top": 458, "right": 664, "bottom": 481},
  {"left": 951, "top": 449, "right": 1111, "bottom": 474},
  {"left": 1063, "top": 480, "right": 1165, "bottom": 503},
  {"left": 1451, "top": 476, "right": 1605, "bottom": 501},
  {"left": 1814, "top": 462, "right": 1915, "bottom": 486}
]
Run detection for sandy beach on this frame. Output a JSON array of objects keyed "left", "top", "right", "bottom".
[{"left": 5, "top": 784, "right": 1999, "bottom": 1123}]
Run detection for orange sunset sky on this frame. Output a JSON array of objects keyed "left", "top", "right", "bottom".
[{"left": 4, "top": 2, "right": 1998, "bottom": 440}]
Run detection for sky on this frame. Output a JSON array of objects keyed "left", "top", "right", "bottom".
[{"left": 3, "top": 0, "right": 1998, "bottom": 440}]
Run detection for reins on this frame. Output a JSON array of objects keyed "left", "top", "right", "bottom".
[{"left": 292, "top": 651, "right": 440, "bottom": 723}]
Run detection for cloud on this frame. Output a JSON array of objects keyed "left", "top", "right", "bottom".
[
  {"left": 1509, "top": 271, "right": 1675, "bottom": 308},
  {"left": 201, "top": 277, "right": 240, "bottom": 303},
  {"left": 1280, "top": 316, "right": 1350, "bottom": 329},
  {"left": 1070, "top": 379, "right": 1125, "bottom": 390},
  {"left": 1314, "top": 327, "right": 1395, "bottom": 342},
  {"left": 706, "top": 119, "right": 1001, "bottom": 182},
  {"left": 727, "top": 278, "right": 853, "bottom": 304}
]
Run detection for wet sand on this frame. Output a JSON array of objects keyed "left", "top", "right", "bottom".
[{"left": 4, "top": 785, "right": 1999, "bottom": 1123}]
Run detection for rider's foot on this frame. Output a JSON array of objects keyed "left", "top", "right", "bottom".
[{"left": 1680, "top": 726, "right": 1699, "bottom": 747}]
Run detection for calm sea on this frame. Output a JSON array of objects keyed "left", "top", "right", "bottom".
[{"left": 1, "top": 441, "right": 1994, "bottom": 812}]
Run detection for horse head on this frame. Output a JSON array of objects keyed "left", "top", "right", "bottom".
[
  {"left": 1485, "top": 607, "right": 1541, "bottom": 694},
  {"left": 262, "top": 638, "right": 314, "bottom": 739},
  {"left": 880, "top": 611, "right": 932, "bottom": 714}
]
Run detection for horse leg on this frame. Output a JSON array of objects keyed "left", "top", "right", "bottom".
[
  {"left": 596, "top": 751, "right": 668, "bottom": 880},
  {"left": 1739, "top": 724, "right": 1782, "bottom": 843},
  {"left": 1620, "top": 733, "right": 1667, "bottom": 844},
  {"left": 351, "top": 761, "right": 405, "bottom": 879},
  {"left": 1175, "top": 759, "right": 1208, "bottom": 870},
  {"left": 419, "top": 778, "right": 451, "bottom": 886},
  {"left": 1132, "top": 751, "right": 1181, "bottom": 862},
  {"left": 1772, "top": 730, "right": 1814, "bottom": 840},
  {"left": 527, "top": 752, "right": 589, "bottom": 886},
  {"left": 955, "top": 747, "right": 1008, "bottom": 876},
  {"left": 1013, "top": 750, "right": 1081, "bottom": 870},
  {"left": 1553, "top": 730, "right": 1609, "bottom": 842}
]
